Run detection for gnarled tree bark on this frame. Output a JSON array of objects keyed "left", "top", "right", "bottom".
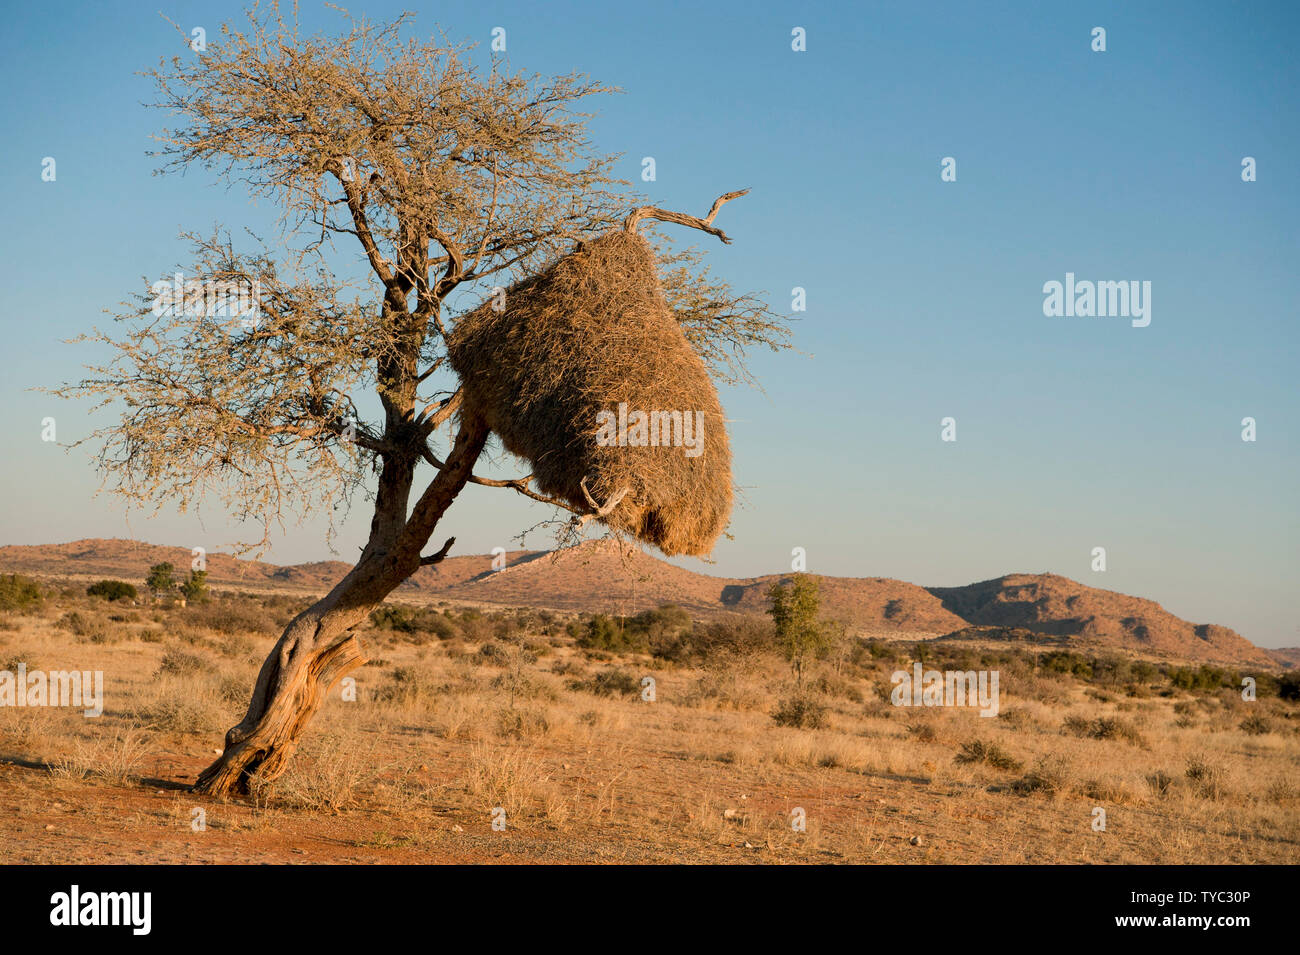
[{"left": 194, "top": 413, "right": 489, "bottom": 796}]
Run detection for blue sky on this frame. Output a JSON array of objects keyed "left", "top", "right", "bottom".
[{"left": 0, "top": 1, "right": 1295, "bottom": 647}]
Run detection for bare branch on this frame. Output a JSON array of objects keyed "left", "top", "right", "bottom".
[
  {"left": 623, "top": 189, "right": 749, "bottom": 244},
  {"left": 419, "top": 537, "right": 456, "bottom": 565}
]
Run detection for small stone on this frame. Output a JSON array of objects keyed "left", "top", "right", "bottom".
[
  {"left": 452, "top": 825, "right": 464, "bottom": 833},
  {"left": 910, "top": 835, "right": 924, "bottom": 847},
  {"left": 722, "top": 808, "right": 741, "bottom": 820},
  {"left": 44, "top": 824, "right": 55, "bottom": 831}
]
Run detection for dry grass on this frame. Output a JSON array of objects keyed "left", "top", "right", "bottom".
[{"left": 0, "top": 587, "right": 1297, "bottom": 863}]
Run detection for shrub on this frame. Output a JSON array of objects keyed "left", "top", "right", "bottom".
[
  {"left": 1169, "top": 664, "right": 1229, "bottom": 693},
  {"left": 180, "top": 570, "right": 209, "bottom": 603},
  {"left": 186, "top": 600, "right": 272, "bottom": 635},
  {"left": 567, "top": 668, "right": 641, "bottom": 698},
  {"left": 681, "top": 616, "right": 775, "bottom": 661},
  {"left": 771, "top": 693, "right": 828, "bottom": 729},
  {"left": 1146, "top": 770, "right": 1175, "bottom": 798},
  {"left": 768, "top": 575, "right": 834, "bottom": 683},
  {"left": 367, "top": 604, "right": 461, "bottom": 642},
  {"left": 906, "top": 720, "right": 938, "bottom": 743},
  {"left": 373, "top": 666, "right": 436, "bottom": 707},
  {"left": 0, "top": 574, "right": 42, "bottom": 612},
  {"left": 1279, "top": 671, "right": 1300, "bottom": 702},
  {"left": 146, "top": 562, "right": 177, "bottom": 595},
  {"left": 1239, "top": 713, "right": 1272, "bottom": 736},
  {"left": 55, "top": 611, "right": 107, "bottom": 641},
  {"left": 574, "top": 606, "right": 693, "bottom": 655},
  {"left": 1062, "top": 715, "right": 1146, "bottom": 747},
  {"left": 1039, "top": 651, "right": 1093, "bottom": 679},
  {"left": 1185, "top": 755, "right": 1225, "bottom": 800},
  {"left": 578, "top": 614, "right": 632, "bottom": 652},
  {"left": 1011, "top": 755, "right": 1070, "bottom": 797},
  {"left": 954, "top": 739, "right": 1022, "bottom": 772},
  {"left": 157, "top": 647, "right": 216, "bottom": 677},
  {"left": 87, "top": 580, "right": 137, "bottom": 602}
]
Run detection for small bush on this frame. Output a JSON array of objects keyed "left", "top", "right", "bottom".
[
  {"left": 87, "top": 580, "right": 137, "bottom": 602},
  {"left": 157, "top": 647, "right": 216, "bottom": 677},
  {"left": 1278, "top": 671, "right": 1300, "bottom": 702},
  {"left": 1239, "top": 713, "right": 1272, "bottom": 736},
  {"left": 567, "top": 668, "right": 641, "bottom": 698},
  {"left": 684, "top": 616, "right": 775, "bottom": 661},
  {"left": 955, "top": 739, "right": 1022, "bottom": 772},
  {"left": 771, "top": 693, "right": 828, "bottom": 729},
  {"left": 373, "top": 665, "right": 436, "bottom": 707},
  {"left": 370, "top": 604, "right": 462, "bottom": 642},
  {"left": 1185, "top": 755, "right": 1225, "bottom": 800},
  {"left": 1146, "top": 770, "right": 1175, "bottom": 798},
  {"left": 0, "top": 574, "right": 42, "bottom": 613},
  {"left": 1011, "top": 755, "right": 1070, "bottom": 797},
  {"left": 1062, "top": 715, "right": 1146, "bottom": 747},
  {"left": 906, "top": 719, "right": 938, "bottom": 743},
  {"left": 56, "top": 611, "right": 107, "bottom": 641}
]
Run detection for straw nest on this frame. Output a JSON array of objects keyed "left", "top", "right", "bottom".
[{"left": 447, "top": 230, "right": 732, "bottom": 556}]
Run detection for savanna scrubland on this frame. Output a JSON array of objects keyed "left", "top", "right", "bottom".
[{"left": 1, "top": 574, "right": 1296, "bottom": 864}]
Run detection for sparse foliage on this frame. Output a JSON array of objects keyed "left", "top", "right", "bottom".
[
  {"left": 767, "top": 575, "right": 832, "bottom": 685},
  {"left": 50, "top": 3, "right": 789, "bottom": 796}
]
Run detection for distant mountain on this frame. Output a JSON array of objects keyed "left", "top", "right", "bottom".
[
  {"left": 0, "top": 537, "right": 1275, "bottom": 666},
  {"left": 927, "top": 574, "right": 1271, "bottom": 666},
  {"left": 1267, "top": 647, "right": 1300, "bottom": 670}
]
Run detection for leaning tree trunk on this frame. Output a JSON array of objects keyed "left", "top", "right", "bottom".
[{"left": 194, "top": 415, "right": 489, "bottom": 796}]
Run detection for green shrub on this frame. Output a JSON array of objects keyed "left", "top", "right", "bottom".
[
  {"left": 146, "top": 562, "right": 176, "bottom": 595},
  {"left": 87, "top": 580, "right": 137, "bottom": 602},
  {"left": 1040, "top": 651, "right": 1093, "bottom": 679},
  {"left": 0, "top": 574, "right": 43, "bottom": 612},
  {"left": 1279, "top": 671, "right": 1300, "bottom": 702},
  {"left": 180, "top": 570, "right": 209, "bottom": 603},
  {"left": 577, "top": 615, "right": 642, "bottom": 654}
]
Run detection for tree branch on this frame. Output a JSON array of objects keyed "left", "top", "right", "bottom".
[
  {"left": 419, "top": 537, "right": 456, "bottom": 565},
  {"left": 623, "top": 189, "right": 749, "bottom": 244}
]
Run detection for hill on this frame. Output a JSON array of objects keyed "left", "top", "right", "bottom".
[{"left": 0, "top": 538, "right": 1274, "bottom": 666}]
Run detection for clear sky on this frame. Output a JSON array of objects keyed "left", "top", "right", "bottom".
[{"left": 0, "top": 1, "right": 1295, "bottom": 647}]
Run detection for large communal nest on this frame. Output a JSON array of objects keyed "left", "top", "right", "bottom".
[{"left": 447, "top": 196, "right": 746, "bottom": 556}]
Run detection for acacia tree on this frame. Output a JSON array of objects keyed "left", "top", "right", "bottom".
[
  {"left": 767, "top": 575, "right": 831, "bottom": 685},
  {"left": 59, "top": 6, "right": 788, "bottom": 797}
]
